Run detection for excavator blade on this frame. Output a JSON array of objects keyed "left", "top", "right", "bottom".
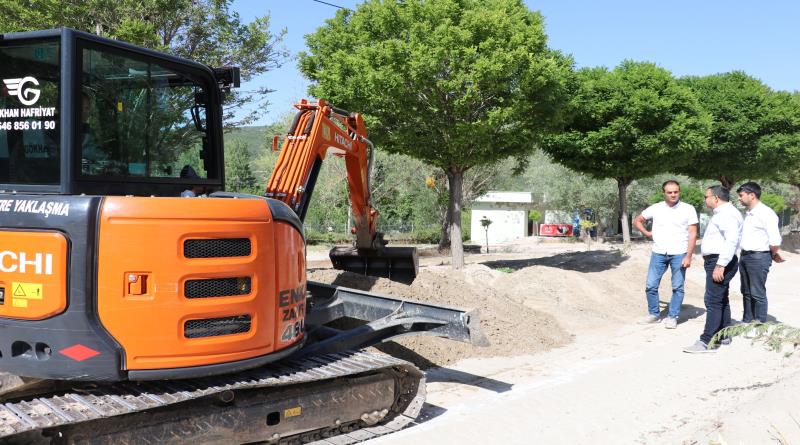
[{"left": 329, "top": 246, "right": 419, "bottom": 284}]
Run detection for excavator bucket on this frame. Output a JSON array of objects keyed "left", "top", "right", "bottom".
[{"left": 329, "top": 246, "right": 419, "bottom": 284}]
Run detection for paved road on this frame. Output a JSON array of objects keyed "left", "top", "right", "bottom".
[{"left": 365, "top": 250, "right": 800, "bottom": 444}]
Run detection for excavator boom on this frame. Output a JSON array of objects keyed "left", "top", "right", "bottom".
[{"left": 267, "top": 100, "right": 418, "bottom": 283}]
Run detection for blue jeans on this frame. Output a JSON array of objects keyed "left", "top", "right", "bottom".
[{"left": 645, "top": 252, "right": 686, "bottom": 318}]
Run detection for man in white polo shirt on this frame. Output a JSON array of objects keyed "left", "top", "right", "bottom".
[
  {"left": 736, "top": 182, "right": 784, "bottom": 324},
  {"left": 634, "top": 180, "right": 699, "bottom": 329}
]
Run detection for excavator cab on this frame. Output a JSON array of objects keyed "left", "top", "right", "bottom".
[{"left": 0, "top": 28, "right": 226, "bottom": 197}]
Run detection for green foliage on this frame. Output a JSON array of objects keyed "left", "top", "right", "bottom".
[
  {"left": 648, "top": 185, "right": 705, "bottom": 214},
  {"left": 543, "top": 61, "right": 711, "bottom": 184},
  {"left": 304, "top": 229, "right": 352, "bottom": 246},
  {"left": 0, "top": 0, "right": 288, "bottom": 126},
  {"left": 760, "top": 192, "right": 787, "bottom": 214},
  {"left": 224, "top": 140, "right": 259, "bottom": 194},
  {"left": 299, "top": 0, "right": 573, "bottom": 170},
  {"left": 529, "top": 209, "right": 542, "bottom": 222},
  {"left": 406, "top": 227, "right": 441, "bottom": 244},
  {"left": 541, "top": 60, "right": 710, "bottom": 241},
  {"left": 711, "top": 322, "right": 800, "bottom": 356},
  {"left": 678, "top": 72, "right": 800, "bottom": 188}
]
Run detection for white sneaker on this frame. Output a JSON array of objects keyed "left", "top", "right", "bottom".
[
  {"left": 683, "top": 340, "right": 716, "bottom": 353},
  {"left": 638, "top": 314, "right": 660, "bottom": 325},
  {"left": 664, "top": 317, "right": 677, "bottom": 329}
]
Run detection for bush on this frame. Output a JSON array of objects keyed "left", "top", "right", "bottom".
[
  {"left": 406, "top": 227, "right": 441, "bottom": 244},
  {"left": 760, "top": 193, "right": 787, "bottom": 214},
  {"left": 305, "top": 229, "right": 351, "bottom": 245}
]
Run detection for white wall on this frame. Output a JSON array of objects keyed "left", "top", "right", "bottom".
[{"left": 470, "top": 206, "right": 528, "bottom": 244}]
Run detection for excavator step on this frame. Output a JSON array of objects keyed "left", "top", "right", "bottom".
[
  {"left": 0, "top": 350, "right": 425, "bottom": 445},
  {"left": 329, "top": 247, "right": 419, "bottom": 284}
]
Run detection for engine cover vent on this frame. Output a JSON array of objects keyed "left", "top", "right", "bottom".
[
  {"left": 185, "top": 277, "right": 252, "bottom": 299},
  {"left": 184, "top": 238, "right": 251, "bottom": 258},
  {"left": 184, "top": 315, "right": 252, "bottom": 338}
]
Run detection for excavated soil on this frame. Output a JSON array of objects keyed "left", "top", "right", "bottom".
[
  {"left": 308, "top": 266, "right": 571, "bottom": 368},
  {"left": 309, "top": 240, "right": 703, "bottom": 369}
]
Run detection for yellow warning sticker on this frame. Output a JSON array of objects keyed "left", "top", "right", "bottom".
[
  {"left": 12, "top": 282, "right": 44, "bottom": 300},
  {"left": 284, "top": 406, "right": 302, "bottom": 418}
]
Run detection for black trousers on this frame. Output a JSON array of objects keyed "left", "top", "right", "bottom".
[
  {"left": 701, "top": 255, "right": 739, "bottom": 345},
  {"left": 739, "top": 251, "right": 772, "bottom": 323}
]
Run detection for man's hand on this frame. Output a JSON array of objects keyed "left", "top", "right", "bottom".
[
  {"left": 712, "top": 265, "right": 725, "bottom": 283},
  {"left": 681, "top": 254, "right": 692, "bottom": 268},
  {"left": 642, "top": 230, "right": 653, "bottom": 239},
  {"left": 772, "top": 252, "right": 785, "bottom": 263}
]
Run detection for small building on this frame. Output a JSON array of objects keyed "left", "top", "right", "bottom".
[{"left": 470, "top": 191, "right": 533, "bottom": 245}]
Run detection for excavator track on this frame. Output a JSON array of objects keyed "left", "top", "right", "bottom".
[{"left": 0, "top": 350, "right": 425, "bottom": 445}]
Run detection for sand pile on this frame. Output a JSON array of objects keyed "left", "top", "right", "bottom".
[
  {"left": 486, "top": 248, "right": 646, "bottom": 331},
  {"left": 308, "top": 243, "right": 707, "bottom": 367},
  {"left": 307, "top": 266, "right": 571, "bottom": 368}
]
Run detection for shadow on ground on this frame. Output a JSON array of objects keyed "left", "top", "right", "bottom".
[
  {"left": 375, "top": 342, "right": 512, "bottom": 393},
  {"left": 482, "top": 250, "right": 628, "bottom": 273},
  {"left": 416, "top": 403, "right": 448, "bottom": 424},
  {"left": 425, "top": 367, "right": 514, "bottom": 394},
  {"left": 657, "top": 303, "right": 705, "bottom": 324}
]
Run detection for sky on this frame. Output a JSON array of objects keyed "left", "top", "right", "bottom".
[{"left": 232, "top": 0, "right": 800, "bottom": 126}]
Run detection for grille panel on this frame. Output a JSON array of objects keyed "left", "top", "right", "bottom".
[
  {"left": 184, "top": 238, "right": 251, "bottom": 258},
  {"left": 185, "top": 277, "right": 251, "bottom": 299},
  {"left": 184, "top": 315, "right": 252, "bottom": 338}
]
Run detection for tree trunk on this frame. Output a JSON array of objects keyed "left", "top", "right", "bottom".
[
  {"left": 617, "top": 178, "right": 632, "bottom": 244},
  {"left": 438, "top": 204, "right": 452, "bottom": 252},
  {"left": 719, "top": 175, "right": 736, "bottom": 191},
  {"left": 447, "top": 168, "right": 465, "bottom": 269}
]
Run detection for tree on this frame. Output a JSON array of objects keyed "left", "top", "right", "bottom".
[
  {"left": 0, "top": 0, "right": 288, "bottom": 126},
  {"left": 299, "top": 0, "right": 573, "bottom": 268},
  {"left": 225, "top": 140, "right": 259, "bottom": 194},
  {"left": 541, "top": 61, "right": 711, "bottom": 243},
  {"left": 678, "top": 72, "right": 800, "bottom": 190}
]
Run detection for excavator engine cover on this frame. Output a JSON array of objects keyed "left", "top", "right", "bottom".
[{"left": 329, "top": 246, "right": 418, "bottom": 284}]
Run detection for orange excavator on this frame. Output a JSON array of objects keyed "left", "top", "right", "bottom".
[{"left": 0, "top": 28, "right": 484, "bottom": 444}]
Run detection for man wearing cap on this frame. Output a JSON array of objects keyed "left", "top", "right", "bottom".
[
  {"left": 684, "top": 185, "right": 742, "bottom": 353},
  {"left": 634, "top": 180, "right": 699, "bottom": 329},
  {"left": 736, "top": 182, "right": 784, "bottom": 324}
]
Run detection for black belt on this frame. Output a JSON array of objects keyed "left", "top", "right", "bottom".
[
  {"left": 703, "top": 254, "right": 719, "bottom": 260},
  {"left": 741, "top": 250, "right": 769, "bottom": 255}
]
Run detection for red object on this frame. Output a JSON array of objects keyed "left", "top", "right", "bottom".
[
  {"left": 539, "top": 224, "right": 573, "bottom": 237},
  {"left": 59, "top": 344, "right": 101, "bottom": 362}
]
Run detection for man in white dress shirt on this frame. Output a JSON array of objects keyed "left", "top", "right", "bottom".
[
  {"left": 736, "top": 182, "right": 784, "bottom": 324},
  {"left": 634, "top": 180, "right": 699, "bottom": 329},
  {"left": 684, "top": 185, "right": 742, "bottom": 353}
]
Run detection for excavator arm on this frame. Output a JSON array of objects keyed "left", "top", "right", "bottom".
[{"left": 267, "top": 99, "right": 418, "bottom": 283}]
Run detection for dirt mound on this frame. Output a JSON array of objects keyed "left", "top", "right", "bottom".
[
  {"left": 484, "top": 249, "right": 646, "bottom": 330},
  {"left": 307, "top": 267, "right": 570, "bottom": 368}
]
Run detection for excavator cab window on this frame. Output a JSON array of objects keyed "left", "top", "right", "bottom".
[
  {"left": 1, "top": 28, "right": 224, "bottom": 195},
  {"left": 79, "top": 44, "right": 211, "bottom": 180},
  {"left": 0, "top": 39, "right": 61, "bottom": 186}
]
